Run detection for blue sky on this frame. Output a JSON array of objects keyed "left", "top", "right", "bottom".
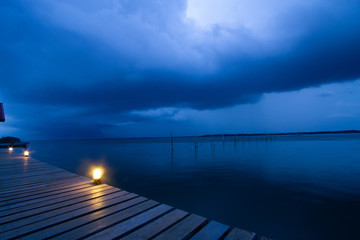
[{"left": 1, "top": 0, "right": 360, "bottom": 140}]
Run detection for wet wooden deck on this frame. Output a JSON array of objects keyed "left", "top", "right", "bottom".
[{"left": 0, "top": 151, "right": 259, "bottom": 240}]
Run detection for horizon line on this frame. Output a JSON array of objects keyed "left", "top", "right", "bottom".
[{"left": 26, "top": 129, "right": 360, "bottom": 142}]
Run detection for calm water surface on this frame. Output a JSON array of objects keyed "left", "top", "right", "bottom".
[{"left": 28, "top": 134, "right": 360, "bottom": 240}]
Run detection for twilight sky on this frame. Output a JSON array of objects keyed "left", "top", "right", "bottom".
[{"left": 1, "top": 0, "right": 360, "bottom": 140}]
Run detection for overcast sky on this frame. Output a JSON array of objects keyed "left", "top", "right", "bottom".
[{"left": 1, "top": 0, "right": 360, "bottom": 140}]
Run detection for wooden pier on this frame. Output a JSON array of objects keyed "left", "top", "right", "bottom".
[
  {"left": 0, "top": 142, "right": 29, "bottom": 149},
  {"left": 0, "top": 151, "right": 260, "bottom": 240}
]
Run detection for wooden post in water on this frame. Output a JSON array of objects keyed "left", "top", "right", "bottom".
[
  {"left": 211, "top": 135, "right": 215, "bottom": 148},
  {"left": 171, "top": 132, "right": 174, "bottom": 152},
  {"left": 0, "top": 103, "right": 5, "bottom": 122},
  {"left": 194, "top": 135, "right": 198, "bottom": 151}
]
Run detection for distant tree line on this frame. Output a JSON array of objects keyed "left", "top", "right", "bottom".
[{"left": 0, "top": 136, "right": 21, "bottom": 143}]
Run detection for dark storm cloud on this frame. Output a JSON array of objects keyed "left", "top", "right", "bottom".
[{"left": 1, "top": 0, "right": 360, "bottom": 138}]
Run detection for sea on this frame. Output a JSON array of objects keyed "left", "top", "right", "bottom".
[{"left": 26, "top": 133, "right": 360, "bottom": 240}]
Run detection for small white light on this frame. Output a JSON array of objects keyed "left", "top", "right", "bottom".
[
  {"left": 24, "top": 151, "right": 29, "bottom": 157},
  {"left": 93, "top": 168, "right": 102, "bottom": 185},
  {"left": 9, "top": 147, "right": 13, "bottom": 151}
]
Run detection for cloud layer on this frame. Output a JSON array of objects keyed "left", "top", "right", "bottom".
[{"left": 1, "top": 0, "right": 360, "bottom": 138}]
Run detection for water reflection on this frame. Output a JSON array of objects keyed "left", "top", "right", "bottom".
[{"left": 30, "top": 134, "right": 360, "bottom": 240}]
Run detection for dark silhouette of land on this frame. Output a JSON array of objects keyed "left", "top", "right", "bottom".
[
  {"left": 0, "top": 136, "right": 29, "bottom": 149},
  {"left": 0, "top": 136, "right": 21, "bottom": 144},
  {"left": 202, "top": 130, "right": 360, "bottom": 137}
]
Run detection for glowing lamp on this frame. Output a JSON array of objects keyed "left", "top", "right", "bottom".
[
  {"left": 93, "top": 168, "right": 102, "bottom": 185},
  {"left": 9, "top": 147, "right": 13, "bottom": 151},
  {"left": 24, "top": 151, "right": 29, "bottom": 157}
]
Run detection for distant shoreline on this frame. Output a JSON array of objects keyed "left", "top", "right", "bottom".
[{"left": 201, "top": 130, "right": 360, "bottom": 137}]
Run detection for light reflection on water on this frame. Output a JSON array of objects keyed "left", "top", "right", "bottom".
[{"left": 30, "top": 134, "right": 360, "bottom": 240}]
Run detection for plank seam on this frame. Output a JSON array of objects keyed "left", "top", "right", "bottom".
[
  {"left": 0, "top": 183, "right": 94, "bottom": 206},
  {"left": 148, "top": 212, "right": 192, "bottom": 240},
  {"left": 0, "top": 190, "right": 126, "bottom": 226},
  {"left": 1, "top": 181, "right": 92, "bottom": 202},
  {"left": 0, "top": 174, "right": 79, "bottom": 189},
  {"left": 74, "top": 202, "right": 165, "bottom": 240},
  {"left": 9, "top": 197, "right": 149, "bottom": 239},
  {"left": 0, "top": 170, "right": 65, "bottom": 181},
  {"left": 0, "top": 185, "right": 112, "bottom": 216},
  {"left": 183, "top": 219, "right": 209, "bottom": 240},
  {"left": 218, "top": 226, "right": 233, "bottom": 240},
  {"left": 112, "top": 207, "right": 177, "bottom": 240}
]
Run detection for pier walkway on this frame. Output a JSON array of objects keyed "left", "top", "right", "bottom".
[{"left": 0, "top": 151, "right": 260, "bottom": 240}]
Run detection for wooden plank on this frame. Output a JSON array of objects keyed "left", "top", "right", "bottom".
[
  {"left": 0, "top": 160, "right": 59, "bottom": 170},
  {"left": 0, "top": 188, "right": 129, "bottom": 232},
  {"left": 0, "top": 181, "right": 93, "bottom": 207},
  {"left": 0, "top": 153, "right": 261, "bottom": 240},
  {"left": 0, "top": 184, "right": 110, "bottom": 214},
  {"left": 0, "top": 176, "right": 89, "bottom": 195},
  {"left": 0, "top": 185, "right": 112, "bottom": 216},
  {"left": 260, "top": 237, "right": 273, "bottom": 240},
  {"left": 0, "top": 167, "right": 61, "bottom": 176},
  {"left": 0, "top": 162, "right": 46, "bottom": 169},
  {"left": 0, "top": 160, "right": 49, "bottom": 167},
  {"left": 0, "top": 182, "right": 97, "bottom": 211},
  {"left": 190, "top": 221, "right": 230, "bottom": 240},
  {"left": 0, "top": 163, "right": 60, "bottom": 172},
  {"left": 0, "top": 171, "right": 67, "bottom": 185},
  {"left": 0, "top": 169, "right": 70, "bottom": 182},
  {"left": 0, "top": 174, "right": 77, "bottom": 190},
  {"left": 121, "top": 209, "right": 189, "bottom": 240},
  {"left": 224, "top": 228, "right": 257, "bottom": 240},
  {"left": 18, "top": 197, "right": 151, "bottom": 240},
  {"left": 152, "top": 214, "right": 208, "bottom": 240},
  {"left": 0, "top": 164, "right": 52, "bottom": 172},
  {"left": 0, "top": 158, "right": 45, "bottom": 164},
  {"left": 84, "top": 204, "right": 173, "bottom": 240},
  {"left": 0, "top": 159, "right": 42, "bottom": 165},
  {"left": 0, "top": 172, "right": 77, "bottom": 189},
  {"left": 1, "top": 178, "right": 90, "bottom": 200},
  {"left": 0, "top": 193, "right": 138, "bottom": 239},
  {"left": 1, "top": 181, "right": 91, "bottom": 203},
  {"left": 0, "top": 188, "right": 123, "bottom": 226},
  {"left": 0, "top": 167, "right": 54, "bottom": 175},
  {"left": 0, "top": 158, "right": 50, "bottom": 165},
  {"left": 0, "top": 162, "right": 49, "bottom": 167},
  {"left": 51, "top": 200, "right": 162, "bottom": 239}
]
